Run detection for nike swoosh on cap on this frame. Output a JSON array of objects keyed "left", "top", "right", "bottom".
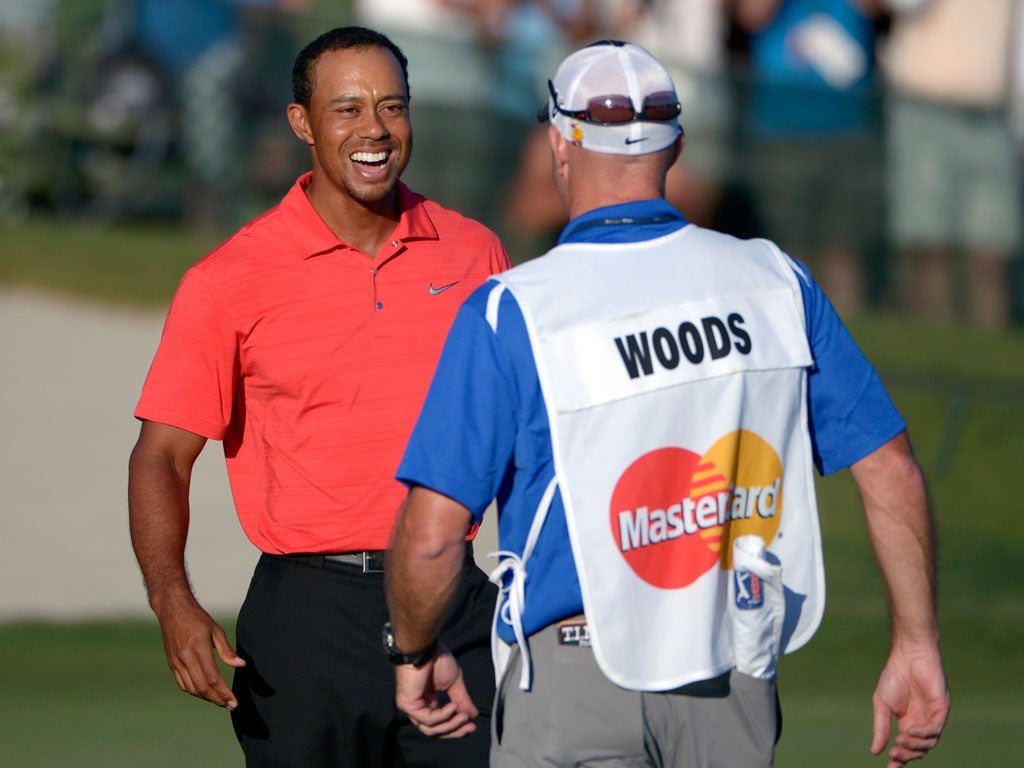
[
  {"left": 624, "top": 137, "right": 648, "bottom": 145},
  {"left": 429, "top": 281, "right": 459, "bottom": 295}
]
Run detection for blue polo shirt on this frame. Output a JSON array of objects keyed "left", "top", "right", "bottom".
[{"left": 397, "top": 199, "right": 905, "bottom": 642}]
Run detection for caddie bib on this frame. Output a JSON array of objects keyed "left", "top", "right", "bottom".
[{"left": 492, "top": 225, "right": 825, "bottom": 691}]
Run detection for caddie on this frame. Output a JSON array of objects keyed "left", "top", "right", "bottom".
[{"left": 383, "top": 39, "right": 949, "bottom": 768}]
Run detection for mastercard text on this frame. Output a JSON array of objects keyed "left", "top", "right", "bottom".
[{"left": 617, "top": 478, "right": 781, "bottom": 553}]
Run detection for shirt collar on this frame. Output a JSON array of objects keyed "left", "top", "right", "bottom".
[
  {"left": 281, "top": 172, "right": 439, "bottom": 260},
  {"left": 558, "top": 198, "right": 687, "bottom": 245}
]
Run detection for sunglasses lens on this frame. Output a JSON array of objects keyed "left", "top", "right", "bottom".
[
  {"left": 642, "top": 92, "right": 681, "bottom": 121},
  {"left": 587, "top": 95, "right": 634, "bottom": 124},
  {"left": 581, "top": 92, "right": 680, "bottom": 123}
]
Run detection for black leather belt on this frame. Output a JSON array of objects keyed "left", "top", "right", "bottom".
[
  {"left": 326, "top": 550, "right": 387, "bottom": 572},
  {"left": 285, "top": 550, "right": 387, "bottom": 573},
  {"left": 283, "top": 543, "right": 474, "bottom": 575}
]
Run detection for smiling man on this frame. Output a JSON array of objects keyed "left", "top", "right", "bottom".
[{"left": 128, "top": 26, "right": 509, "bottom": 768}]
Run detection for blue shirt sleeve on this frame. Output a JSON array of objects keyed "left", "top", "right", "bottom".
[
  {"left": 398, "top": 281, "right": 585, "bottom": 641},
  {"left": 794, "top": 262, "right": 906, "bottom": 475},
  {"left": 396, "top": 281, "right": 519, "bottom": 520}
]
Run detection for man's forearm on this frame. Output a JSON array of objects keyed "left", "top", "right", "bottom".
[
  {"left": 128, "top": 444, "right": 196, "bottom": 615},
  {"left": 851, "top": 432, "right": 940, "bottom": 645},
  {"left": 386, "top": 487, "right": 474, "bottom": 652}
]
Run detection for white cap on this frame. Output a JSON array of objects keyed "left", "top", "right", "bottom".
[{"left": 542, "top": 40, "right": 682, "bottom": 156}]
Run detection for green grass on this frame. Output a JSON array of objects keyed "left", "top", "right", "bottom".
[
  {"left": 0, "top": 216, "right": 228, "bottom": 307},
  {"left": 772, "top": 340, "right": 1024, "bottom": 767},
  {"left": 3, "top": 216, "right": 1023, "bottom": 766},
  {"left": 0, "top": 621, "right": 243, "bottom": 767}
]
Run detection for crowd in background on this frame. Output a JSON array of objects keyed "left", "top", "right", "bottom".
[{"left": 1, "top": 0, "right": 1022, "bottom": 328}]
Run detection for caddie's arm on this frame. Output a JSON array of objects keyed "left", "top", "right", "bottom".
[
  {"left": 849, "top": 431, "right": 950, "bottom": 767},
  {"left": 128, "top": 420, "right": 245, "bottom": 709},
  {"left": 386, "top": 486, "right": 479, "bottom": 738}
]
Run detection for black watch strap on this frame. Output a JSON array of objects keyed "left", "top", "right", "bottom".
[{"left": 382, "top": 621, "right": 438, "bottom": 667}]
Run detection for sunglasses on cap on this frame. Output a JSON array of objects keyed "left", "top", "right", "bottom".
[{"left": 540, "top": 79, "right": 681, "bottom": 126}]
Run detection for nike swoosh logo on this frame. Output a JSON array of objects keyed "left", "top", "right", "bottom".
[
  {"left": 624, "top": 137, "right": 649, "bottom": 145},
  {"left": 429, "top": 281, "right": 459, "bottom": 295}
]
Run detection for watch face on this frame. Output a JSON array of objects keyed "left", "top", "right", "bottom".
[
  {"left": 383, "top": 622, "right": 399, "bottom": 653},
  {"left": 382, "top": 621, "right": 410, "bottom": 661},
  {"left": 382, "top": 621, "right": 436, "bottom": 666}
]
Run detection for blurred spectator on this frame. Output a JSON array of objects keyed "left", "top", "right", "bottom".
[
  {"left": 466, "top": 1, "right": 597, "bottom": 240},
  {"left": 52, "top": 0, "right": 241, "bottom": 221},
  {"left": 353, "top": 0, "right": 500, "bottom": 227},
  {"left": 4, "top": 0, "right": 307, "bottom": 223},
  {"left": 502, "top": 118, "right": 569, "bottom": 260},
  {"left": 880, "top": 0, "right": 1021, "bottom": 330},
  {"left": 475, "top": 0, "right": 602, "bottom": 262},
  {"left": 133, "top": 0, "right": 241, "bottom": 78},
  {"left": 618, "top": 0, "right": 739, "bottom": 230},
  {"left": 1013, "top": 1, "right": 1024, "bottom": 150},
  {"left": 177, "top": 0, "right": 311, "bottom": 228},
  {"left": 0, "top": 0, "right": 57, "bottom": 218},
  {"left": 735, "top": 0, "right": 887, "bottom": 315},
  {"left": 13, "top": 0, "right": 179, "bottom": 220},
  {"left": 354, "top": 0, "right": 602, "bottom": 241},
  {"left": 466, "top": 1, "right": 589, "bottom": 122}
]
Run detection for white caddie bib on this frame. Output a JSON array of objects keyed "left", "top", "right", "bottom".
[{"left": 492, "top": 225, "right": 825, "bottom": 691}]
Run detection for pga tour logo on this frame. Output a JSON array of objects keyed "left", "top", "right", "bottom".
[{"left": 734, "top": 569, "right": 763, "bottom": 610}]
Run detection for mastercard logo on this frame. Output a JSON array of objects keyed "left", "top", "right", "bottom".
[{"left": 609, "top": 430, "right": 783, "bottom": 589}]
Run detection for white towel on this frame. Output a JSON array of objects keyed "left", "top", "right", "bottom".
[{"left": 731, "top": 535, "right": 785, "bottom": 679}]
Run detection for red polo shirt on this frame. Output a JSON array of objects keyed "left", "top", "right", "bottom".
[{"left": 136, "top": 173, "right": 510, "bottom": 553}]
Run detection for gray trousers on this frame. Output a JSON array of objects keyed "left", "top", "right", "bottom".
[{"left": 491, "top": 618, "right": 779, "bottom": 768}]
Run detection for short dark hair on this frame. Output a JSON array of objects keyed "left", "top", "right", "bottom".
[{"left": 291, "top": 26, "right": 410, "bottom": 108}]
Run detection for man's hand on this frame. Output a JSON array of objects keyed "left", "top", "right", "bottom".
[
  {"left": 395, "top": 645, "right": 478, "bottom": 738},
  {"left": 851, "top": 433, "right": 949, "bottom": 765},
  {"left": 386, "top": 487, "right": 478, "bottom": 736},
  {"left": 130, "top": 420, "right": 245, "bottom": 708},
  {"left": 870, "top": 643, "right": 949, "bottom": 767},
  {"left": 156, "top": 595, "right": 246, "bottom": 710}
]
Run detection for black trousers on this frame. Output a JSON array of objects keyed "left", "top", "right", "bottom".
[{"left": 230, "top": 550, "right": 497, "bottom": 767}]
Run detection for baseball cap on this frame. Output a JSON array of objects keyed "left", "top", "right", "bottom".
[{"left": 539, "top": 40, "right": 682, "bottom": 156}]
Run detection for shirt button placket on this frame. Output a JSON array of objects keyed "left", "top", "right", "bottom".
[
  {"left": 370, "top": 267, "right": 382, "bottom": 311},
  {"left": 373, "top": 241, "right": 402, "bottom": 312}
]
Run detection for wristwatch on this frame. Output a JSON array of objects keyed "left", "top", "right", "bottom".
[{"left": 381, "top": 621, "right": 438, "bottom": 667}]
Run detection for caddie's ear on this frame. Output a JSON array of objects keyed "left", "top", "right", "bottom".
[
  {"left": 548, "top": 124, "right": 569, "bottom": 178},
  {"left": 547, "top": 124, "right": 572, "bottom": 212},
  {"left": 671, "top": 133, "right": 684, "bottom": 165},
  {"left": 287, "top": 103, "right": 314, "bottom": 146}
]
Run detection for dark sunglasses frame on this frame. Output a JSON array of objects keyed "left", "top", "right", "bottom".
[{"left": 542, "top": 79, "right": 681, "bottom": 126}]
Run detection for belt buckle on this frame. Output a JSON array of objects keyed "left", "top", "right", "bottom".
[{"left": 362, "top": 551, "right": 385, "bottom": 574}]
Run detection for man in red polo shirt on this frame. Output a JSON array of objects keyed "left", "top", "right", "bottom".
[{"left": 128, "top": 26, "right": 510, "bottom": 767}]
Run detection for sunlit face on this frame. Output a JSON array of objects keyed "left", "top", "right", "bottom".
[{"left": 299, "top": 45, "right": 412, "bottom": 207}]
